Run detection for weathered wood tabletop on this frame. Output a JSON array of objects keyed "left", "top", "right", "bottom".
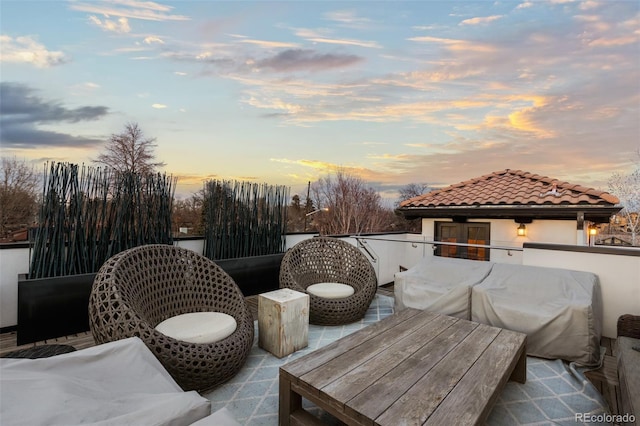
[
  {"left": 617, "top": 336, "right": 639, "bottom": 425},
  {"left": 279, "top": 308, "right": 526, "bottom": 426}
]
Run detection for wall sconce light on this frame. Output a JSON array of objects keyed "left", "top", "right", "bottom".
[
  {"left": 588, "top": 223, "right": 597, "bottom": 246},
  {"left": 517, "top": 223, "right": 527, "bottom": 237}
]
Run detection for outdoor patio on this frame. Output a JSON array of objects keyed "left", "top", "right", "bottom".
[{"left": 0, "top": 285, "right": 622, "bottom": 425}]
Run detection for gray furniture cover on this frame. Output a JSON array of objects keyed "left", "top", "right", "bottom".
[
  {"left": 471, "top": 263, "right": 602, "bottom": 367},
  {"left": 0, "top": 337, "right": 211, "bottom": 425},
  {"left": 394, "top": 256, "right": 494, "bottom": 319}
]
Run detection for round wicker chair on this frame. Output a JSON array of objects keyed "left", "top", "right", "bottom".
[
  {"left": 279, "top": 237, "right": 378, "bottom": 325},
  {"left": 89, "top": 244, "right": 254, "bottom": 392}
]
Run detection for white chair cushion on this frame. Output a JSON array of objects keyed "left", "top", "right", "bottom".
[
  {"left": 307, "top": 283, "right": 355, "bottom": 299},
  {"left": 155, "top": 312, "right": 237, "bottom": 344}
]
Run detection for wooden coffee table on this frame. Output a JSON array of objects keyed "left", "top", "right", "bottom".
[{"left": 279, "top": 308, "right": 526, "bottom": 425}]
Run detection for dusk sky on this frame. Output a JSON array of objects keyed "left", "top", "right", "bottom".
[{"left": 1, "top": 0, "right": 638, "bottom": 201}]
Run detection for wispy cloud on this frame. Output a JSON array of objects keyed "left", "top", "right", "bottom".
[
  {"left": 230, "top": 34, "right": 300, "bottom": 49},
  {"left": 163, "top": 39, "right": 364, "bottom": 75},
  {"left": 516, "top": 2, "right": 534, "bottom": 9},
  {"left": 70, "top": 0, "right": 190, "bottom": 22},
  {"left": 143, "top": 36, "right": 165, "bottom": 44},
  {"left": 88, "top": 15, "right": 131, "bottom": 33},
  {"left": 270, "top": 158, "right": 371, "bottom": 180},
  {"left": 407, "top": 36, "right": 496, "bottom": 53},
  {"left": 579, "top": 1, "right": 601, "bottom": 11},
  {"left": 114, "top": 46, "right": 148, "bottom": 53},
  {"left": 459, "top": 15, "right": 504, "bottom": 25},
  {"left": 295, "top": 28, "right": 382, "bottom": 49},
  {"left": 271, "top": 158, "right": 338, "bottom": 172},
  {"left": 572, "top": 11, "right": 640, "bottom": 50},
  {"left": 152, "top": 103, "right": 167, "bottom": 109},
  {"left": 238, "top": 39, "right": 301, "bottom": 49},
  {"left": 70, "top": 82, "right": 101, "bottom": 96},
  {"left": 0, "top": 35, "right": 68, "bottom": 68},
  {"left": 270, "top": 157, "right": 393, "bottom": 186},
  {"left": 173, "top": 173, "right": 219, "bottom": 186},
  {"left": 165, "top": 46, "right": 363, "bottom": 75},
  {"left": 587, "top": 36, "right": 637, "bottom": 47},
  {"left": 254, "top": 49, "right": 363, "bottom": 73},
  {"left": 78, "top": 82, "right": 100, "bottom": 90},
  {"left": 507, "top": 108, "right": 555, "bottom": 138},
  {"left": 323, "top": 10, "right": 373, "bottom": 29}
]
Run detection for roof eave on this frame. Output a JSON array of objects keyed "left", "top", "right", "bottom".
[{"left": 397, "top": 204, "right": 622, "bottom": 223}]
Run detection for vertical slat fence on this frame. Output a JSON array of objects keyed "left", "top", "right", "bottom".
[
  {"left": 29, "top": 162, "right": 176, "bottom": 279},
  {"left": 203, "top": 180, "right": 288, "bottom": 260}
]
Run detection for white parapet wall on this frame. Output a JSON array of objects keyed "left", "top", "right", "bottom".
[
  {"left": 523, "top": 243, "right": 640, "bottom": 339},
  {"left": 0, "top": 239, "right": 207, "bottom": 330},
  {"left": 3, "top": 237, "right": 637, "bottom": 337},
  {"left": 173, "top": 238, "right": 205, "bottom": 254},
  {"left": 284, "top": 233, "right": 319, "bottom": 250},
  {"left": 0, "top": 245, "right": 30, "bottom": 329},
  {"left": 350, "top": 234, "right": 426, "bottom": 285}
]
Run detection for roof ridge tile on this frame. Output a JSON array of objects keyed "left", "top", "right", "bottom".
[{"left": 398, "top": 168, "right": 621, "bottom": 209}]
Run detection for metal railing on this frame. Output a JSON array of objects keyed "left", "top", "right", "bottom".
[
  {"left": 354, "top": 235, "right": 523, "bottom": 260},
  {"left": 356, "top": 238, "right": 379, "bottom": 263}
]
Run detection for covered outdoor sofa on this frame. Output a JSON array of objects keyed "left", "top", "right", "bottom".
[
  {"left": 471, "top": 263, "right": 602, "bottom": 367},
  {"left": 395, "top": 257, "right": 602, "bottom": 367},
  {"left": 394, "top": 256, "right": 494, "bottom": 319}
]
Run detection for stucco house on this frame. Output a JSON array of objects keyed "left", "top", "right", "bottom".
[{"left": 397, "top": 169, "right": 621, "bottom": 263}]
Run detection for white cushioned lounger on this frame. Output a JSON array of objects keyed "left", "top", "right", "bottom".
[{"left": 0, "top": 337, "right": 211, "bottom": 425}]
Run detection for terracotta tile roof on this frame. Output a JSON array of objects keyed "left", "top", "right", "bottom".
[{"left": 400, "top": 169, "right": 620, "bottom": 208}]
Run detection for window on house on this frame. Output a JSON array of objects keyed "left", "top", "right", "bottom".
[{"left": 434, "top": 222, "right": 490, "bottom": 261}]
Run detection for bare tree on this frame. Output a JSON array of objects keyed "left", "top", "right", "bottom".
[
  {"left": 287, "top": 194, "right": 307, "bottom": 232},
  {"left": 173, "top": 193, "right": 204, "bottom": 236},
  {"left": 94, "top": 122, "right": 165, "bottom": 174},
  {"left": 396, "top": 182, "right": 431, "bottom": 206},
  {"left": 392, "top": 182, "right": 431, "bottom": 233},
  {"left": 310, "top": 170, "right": 392, "bottom": 235},
  {"left": 608, "top": 166, "right": 640, "bottom": 245},
  {"left": 0, "top": 157, "right": 40, "bottom": 238}
]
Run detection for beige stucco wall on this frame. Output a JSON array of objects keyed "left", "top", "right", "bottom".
[{"left": 421, "top": 218, "right": 583, "bottom": 263}]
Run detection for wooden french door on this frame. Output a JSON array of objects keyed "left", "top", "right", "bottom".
[{"left": 435, "top": 222, "right": 490, "bottom": 261}]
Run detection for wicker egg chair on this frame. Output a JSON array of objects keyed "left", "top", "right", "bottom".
[
  {"left": 89, "top": 244, "right": 254, "bottom": 392},
  {"left": 279, "top": 237, "right": 378, "bottom": 325}
]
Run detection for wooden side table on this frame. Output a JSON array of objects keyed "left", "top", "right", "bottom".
[{"left": 258, "top": 289, "right": 309, "bottom": 358}]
